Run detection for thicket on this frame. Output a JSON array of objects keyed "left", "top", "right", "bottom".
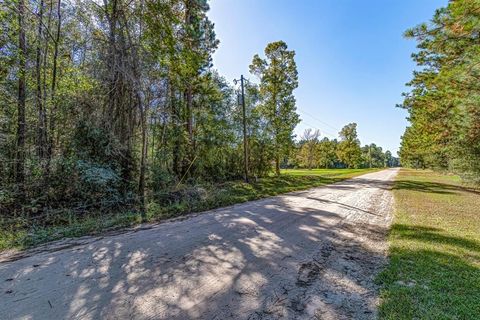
[{"left": 0, "top": 0, "right": 302, "bottom": 233}]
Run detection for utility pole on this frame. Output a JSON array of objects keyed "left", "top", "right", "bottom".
[
  {"left": 234, "top": 75, "right": 249, "bottom": 183},
  {"left": 369, "top": 145, "right": 372, "bottom": 169}
]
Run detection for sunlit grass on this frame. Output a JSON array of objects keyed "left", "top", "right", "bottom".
[
  {"left": 281, "top": 168, "right": 377, "bottom": 177},
  {"left": 378, "top": 169, "right": 480, "bottom": 319}
]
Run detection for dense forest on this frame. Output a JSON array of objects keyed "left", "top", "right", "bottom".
[
  {"left": 399, "top": 0, "right": 480, "bottom": 183},
  {"left": 0, "top": 0, "right": 395, "bottom": 238}
]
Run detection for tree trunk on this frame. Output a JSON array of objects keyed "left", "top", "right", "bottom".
[
  {"left": 185, "top": 87, "right": 193, "bottom": 144},
  {"left": 135, "top": 0, "right": 147, "bottom": 221},
  {"left": 138, "top": 94, "right": 147, "bottom": 221},
  {"left": 184, "top": 1, "right": 195, "bottom": 174},
  {"left": 36, "top": 0, "right": 47, "bottom": 160},
  {"left": 48, "top": 0, "right": 62, "bottom": 160},
  {"left": 184, "top": 87, "right": 194, "bottom": 175},
  {"left": 42, "top": 0, "right": 54, "bottom": 181},
  {"left": 15, "top": 0, "right": 27, "bottom": 200},
  {"left": 171, "top": 83, "right": 181, "bottom": 177},
  {"left": 273, "top": 90, "right": 280, "bottom": 176},
  {"left": 103, "top": 0, "right": 135, "bottom": 190},
  {"left": 275, "top": 155, "right": 280, "bottom": 176},
  {"left": 105, "top": 0, "right": 118, "bottom": 124}
]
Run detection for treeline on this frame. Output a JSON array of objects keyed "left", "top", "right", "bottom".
[
  {"left": 399, "top": 0, "right": 480, "bottom": 183},
  {"left": 0, "top": 0, "right": 300, "bottom": 221},
  {"left": 291, "top": 124, "right": 399, "bottom": 170}
]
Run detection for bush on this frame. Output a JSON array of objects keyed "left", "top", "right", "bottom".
[{"left": 75, "top": 160, "right": 125, "bottom": 210}]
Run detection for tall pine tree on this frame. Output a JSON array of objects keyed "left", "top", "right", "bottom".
[{"left": 249, "top": 41, "right": 300, "bottom": 175}]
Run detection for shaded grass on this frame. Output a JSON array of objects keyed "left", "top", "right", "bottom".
[
  {"left": 377, "top": 169, "right": 480, "bottom": 319},
  {"left": 0, "top": 168, "right": 378, "bottom": 251}
]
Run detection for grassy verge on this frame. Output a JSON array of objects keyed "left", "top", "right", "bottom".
[
  {"left": 1, "top": 168, "right": 379, "bottom": 252},
  {"left": 377, "top": 169, "right": 480, "bottom": 319},
  {"left": 280, "top": 168, "right": 374, "bottom": 177}
]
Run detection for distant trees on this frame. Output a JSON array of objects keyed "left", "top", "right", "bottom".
[
  {"left": 361, "top": 143, "right": 385, "bottom": 168},
  {"left": 250, "top": 41, "right": 300, "bottom": 175},
  {"left": 384, "top": 150, "right": 400, "bottom": 168},
  {"left": 400, "top": 0, "right": 480, "bottom": 183},
  {"left": 293, "top": 123, "right": 398, "bottom": 170},
  {"left": 316, "top": 138, "right": 339, "bottom": 168},
  {"left": 297, "top": 129, "right": 320, "bottom": 169},
  {"left": 337, "top": 123, "right": 362, "bottom": 168}
]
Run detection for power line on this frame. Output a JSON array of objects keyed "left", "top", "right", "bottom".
[
  {"left": 297, "top": 108, "right": 340, "bottom": 132},
  {"left": 298, "top": 119, "right": 337, "bottom": 139}
]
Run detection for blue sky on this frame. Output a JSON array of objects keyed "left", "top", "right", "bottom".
[{"left": 208, "top": 0, "right": 447, "bottom": 155}]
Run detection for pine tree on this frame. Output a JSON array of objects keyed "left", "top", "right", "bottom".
[
  {"left": 400, "top": 0, "right": 480, "bottom": 182},
  {"left": 249, "top": 41, "right": 300, "bottom": 175}
]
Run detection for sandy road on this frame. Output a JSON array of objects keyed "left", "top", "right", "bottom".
[{"left": 0, "top": 169, "right": 398, "bottom": 320}]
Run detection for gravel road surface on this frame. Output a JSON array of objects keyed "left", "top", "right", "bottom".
[{"left": 0, "top": 168, "right": 398, "bottom": 319}]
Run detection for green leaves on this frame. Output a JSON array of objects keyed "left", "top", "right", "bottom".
[
  {"left": 249, "top": 41, "right": 300, "bottom": 174},
  {"left": 400, "top": 0, "right": 480, "bottom": 182},
  {"left": 337, "top": 123, "right": 362, "bottom": 168}
]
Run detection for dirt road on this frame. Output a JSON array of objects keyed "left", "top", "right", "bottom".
[{"left": 0, "top": 169, "right": 398, "bottom": 320}]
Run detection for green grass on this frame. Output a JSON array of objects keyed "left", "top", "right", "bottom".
[
  {"left": 281, "top": 168, "right": 375, "bottom": 177},
  {"left": 377, "top": 169, "right": 480, "bottom": 319},
  {"left": 0, "top": 168, "right": 378, "bottom": 252}
]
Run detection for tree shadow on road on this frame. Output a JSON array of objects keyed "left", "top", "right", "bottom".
[{"left": 1, "top": 196, "right": 391, "bottom": 320}]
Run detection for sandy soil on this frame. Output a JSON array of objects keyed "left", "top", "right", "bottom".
[{"left": 0, "top": 168, "right": 398, "bottom": 320}]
